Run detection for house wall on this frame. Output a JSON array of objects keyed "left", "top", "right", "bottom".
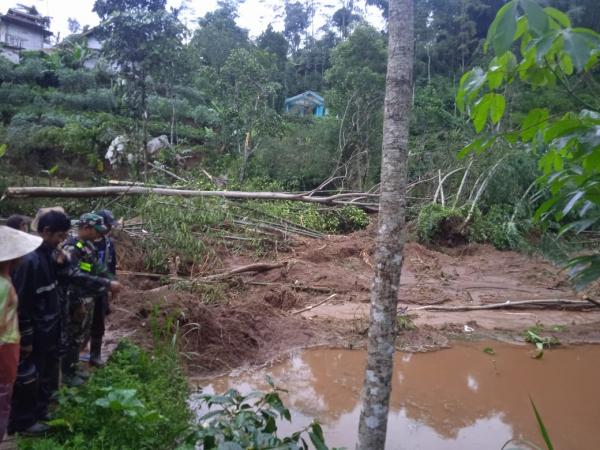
[
  {"left": 0, "top": 21, "right": 45, "bottom": 50},
  {"left": 83, "top": 56, "right": 99, "bottom": 70},
  {"left": 87, "top": 36, "right": 102, "bottom": 51}
]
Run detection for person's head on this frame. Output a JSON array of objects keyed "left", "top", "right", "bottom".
[
  {"left": 6, "top": 214, "right": 32, "bottom": 233},
  {"left": 0, "top": 225, "right": 43, "bottom": 274},
  {"left": 37, "top": 210, "right": 71, "bottom": 248},
  {"left": 94, "top": 209, "right": 117, "bottom": 234},
  {"left": 78, "top": 213, "right": 107, "bottom": 242}
]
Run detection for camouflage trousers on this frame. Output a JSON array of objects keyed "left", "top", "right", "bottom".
[{"left": 61, "top": 297, "right": 94, "bottom": 376}]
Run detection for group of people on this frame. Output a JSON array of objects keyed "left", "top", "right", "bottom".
[{"left": 0, "top": 208, "right": 121, "bottom": 440}]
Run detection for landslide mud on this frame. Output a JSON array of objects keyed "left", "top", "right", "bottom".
[{"left": 106, "top": 229, "right": 600, "bottom": 375}]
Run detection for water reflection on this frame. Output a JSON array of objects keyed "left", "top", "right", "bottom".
[{"left": 197, "top": 342, "right": 600, "bottom": 449}]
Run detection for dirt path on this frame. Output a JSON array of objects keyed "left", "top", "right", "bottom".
[{"left": 107, "top": 230, "right": 600, "bottom": 375}]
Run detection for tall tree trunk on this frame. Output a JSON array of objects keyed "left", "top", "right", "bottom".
[
  {"left": 141, "top": 76, "right": 149, "bottom": 183},
  {"left": 356, "top": 0, "right": 414, "bottom": 449}
]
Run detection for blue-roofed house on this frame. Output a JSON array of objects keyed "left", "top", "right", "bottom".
[{"left": 284, "top": 91, "right": 326, "bottom": 117}]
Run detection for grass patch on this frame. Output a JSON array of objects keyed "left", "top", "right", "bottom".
[
  {"left": 18, "top": 341, "right": 190, "bottom": 450},
  {"left": 397, "top": 314, "right": 416, "bottom": 331}
]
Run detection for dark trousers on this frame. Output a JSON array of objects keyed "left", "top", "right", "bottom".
[
  {"left": 8, "top": 343, "right": 59, "bottom": 433},
  {"left": 91, "top": 294, "right": 108, "bottom": 341}
]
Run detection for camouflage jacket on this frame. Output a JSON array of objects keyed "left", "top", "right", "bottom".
[{"left": 61, "top": 237, "right": 111, "bottom": 305}]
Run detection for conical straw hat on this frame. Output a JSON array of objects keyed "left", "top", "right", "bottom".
[{"left": 0, "top": 225, "right": 43, "bottom": 262}]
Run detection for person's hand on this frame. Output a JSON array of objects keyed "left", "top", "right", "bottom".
[
  {"left": 109, "top": 281, "right": 122, "bottom": 294},
  {"left": 20, "top": 344, "right": 33, "bottom": 358},
  {"left": 54, "top": 248, "right": 67, "bottom": 265}
]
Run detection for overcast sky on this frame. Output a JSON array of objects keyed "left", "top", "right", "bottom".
[{"left": 0, "top": 0, "right": 385, "bottom": 41}]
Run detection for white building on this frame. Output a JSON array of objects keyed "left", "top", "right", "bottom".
[
  {"left": 81, "top": 28, "right": 103, "bottom": 69},
  {"left": 0, "top": 5, "right": 52, "bottom": 63}
]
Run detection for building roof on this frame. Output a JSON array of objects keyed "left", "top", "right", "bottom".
[
  {"left": 0, "top": 6, "right": 53, "bottom": 37},
  {"left": 285, "top": 90, "right": 325, "bottom": 106}
]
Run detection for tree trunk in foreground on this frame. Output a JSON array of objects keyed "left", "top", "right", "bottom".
[{"left": 356, "top": 0, "right": 414, "bottom": 449}]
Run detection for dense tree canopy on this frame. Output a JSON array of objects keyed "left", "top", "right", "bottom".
[{"left": 1, "top": 0, "right": 599, "bottom": 284}]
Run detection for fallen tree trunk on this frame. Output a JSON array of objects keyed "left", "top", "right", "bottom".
[
  {"left": 196, "top": 262, "right": 287, "bottom": 281},
  {"left": 408, "top": 299, "right": 594, "bottom": 311},
  {"left": 2, "top": 186, "right": 379, "bottom": 211}
]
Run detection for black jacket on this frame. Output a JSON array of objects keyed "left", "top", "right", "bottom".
[
  {"left": 12, "top": 242, "right": 61, "bottom": 349},
  {"left": 12, "top": 241, "right": 112, "bottom": 349}
]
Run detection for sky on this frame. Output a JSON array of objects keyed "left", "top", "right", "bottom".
[{"left": 0, "top": 0, "right": 385, "bottom": 42}]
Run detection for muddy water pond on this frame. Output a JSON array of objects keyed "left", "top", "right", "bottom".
[{"left": 193, "top": 341, "right": 600, "bottom": 449}]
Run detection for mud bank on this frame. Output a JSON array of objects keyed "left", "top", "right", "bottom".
[{"left": 106, "top": 230, "right": 600, "bottom": 375}]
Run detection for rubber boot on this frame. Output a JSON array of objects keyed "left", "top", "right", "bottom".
[
  {"left": 21, "top": 422, "right": 51, "bottom": 436},
  {"left": 89, "top": 338, "right": 104, "bottom": 368},
  {"left": 62, "top": 350, "right": 85, "bottom": 387}
]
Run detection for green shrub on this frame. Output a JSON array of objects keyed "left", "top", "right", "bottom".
[
  {"left": 48, "top": 89, "right": 117, "bottom": 112},
  {"left": 191, "top": 105, "right": 220, "bottom": 127},
  {"left": 13, "top": 57, "right": 48, "bottom": 84},
  {"left": 469, "top": 204, "right": 525, "bottom": 250},
  {"left": 182, "top": 383, "right": 336, "bottom": 450},
  {"left": 416, "top": 203, "right": 526, "bottom": 250},
  {"left": 57, "top": 68, "right": 98, "bottom": 92},
  {"left": 250, "top": 118, "right": 339, "bottom": 190},
  {"left": 19, "top": 341, "right": 190, "bottom": 450},
  {"left": 416, "top": 203, "right": 465, "bottom": 244},
  {"left": 148, "top": 95, "right": 193, "bottom": 122},
  {"left": 135, "top": 195, "right": 222, "bottom": 272},
  {"left": 0, "top": 55, "right": 15, "bottom": 83},
  {"left": 0, "top": 83, "right": 36, "bottom": 108}
]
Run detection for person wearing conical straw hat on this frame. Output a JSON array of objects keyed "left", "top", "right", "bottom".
[
  {"left": 0, "top": 226, "right": 42, "bottom": 442},
  {"left": 8, "top": 210, "right": 72, "bottom": 436}
]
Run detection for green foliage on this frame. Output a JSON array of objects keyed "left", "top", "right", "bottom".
[
  {"left": 245, "top": 199, "right": 369, "bottom": 235},
  {"left": 530, "top": 398, "right": 554, "bottom": 450},
  {"left": 18, "top": 341, "right": 190, "bottom": 450},
  {"left": 457, "top": 0, "right": 600, "bottom": 288},
  {"left": 183, "top": 384, "right": 337, "bottom": 450},
  {"left": 250, "top": 118, "right": 339, "bottom": 189},
  {"left": 325, "top": 25, "right": 387, "bottom": 189},
  {"left": 416, "top": 203, "right": 464, "bottom": 244},
  {"left": 397, "top": 314, "right": 416, "bottom": 331},
  {"left": 135, "top": 196, "right": 218, "bottom": 272},
  {"left": 524, "top": 324, "right": 561, "bottom": 349},
  {"left": 469, "top": 204, "right": 526, "bottom": 250},
  {"left": 191, "top": 3, "right": 249, "bottom": 70},
  {"left": 417, "top": 203, "right": 527, "bottom": 250}
]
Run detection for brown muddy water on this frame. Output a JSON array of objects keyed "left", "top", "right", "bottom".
[{"left": 192, "top": 341, "right": 600, "bottom": 449}]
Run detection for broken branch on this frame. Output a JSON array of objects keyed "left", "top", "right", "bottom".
[
  {"left": 292, "top": 294, "right": 337, "bottom": 314},
  {"left": 407, "top": 299, "right": 593, "bottom": 312}
]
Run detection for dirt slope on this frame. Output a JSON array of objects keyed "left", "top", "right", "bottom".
[{"left": 107, "top": 230, "right": 600, "bottom": 375}]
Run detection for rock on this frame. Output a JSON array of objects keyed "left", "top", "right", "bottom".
[
  {"left": 105, "top": 135, "right": 130, "bottom": 166},
  {"left": 105, "top": 135, "right": 170, "bottom": 167},
  {"left": 147, "top": 135, "right": 170, "bottom": 156}
]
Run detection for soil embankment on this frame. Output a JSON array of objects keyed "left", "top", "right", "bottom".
[{"left": 106, "top": 229, "right": 600, "bottom": 375}]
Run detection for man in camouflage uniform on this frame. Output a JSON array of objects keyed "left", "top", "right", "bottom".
[
  {"left": 61, "top": 213, "right": 116, "bottom": 387},
  {"left": 89, "top": 210, "right": 118, "bottom": 367}
]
